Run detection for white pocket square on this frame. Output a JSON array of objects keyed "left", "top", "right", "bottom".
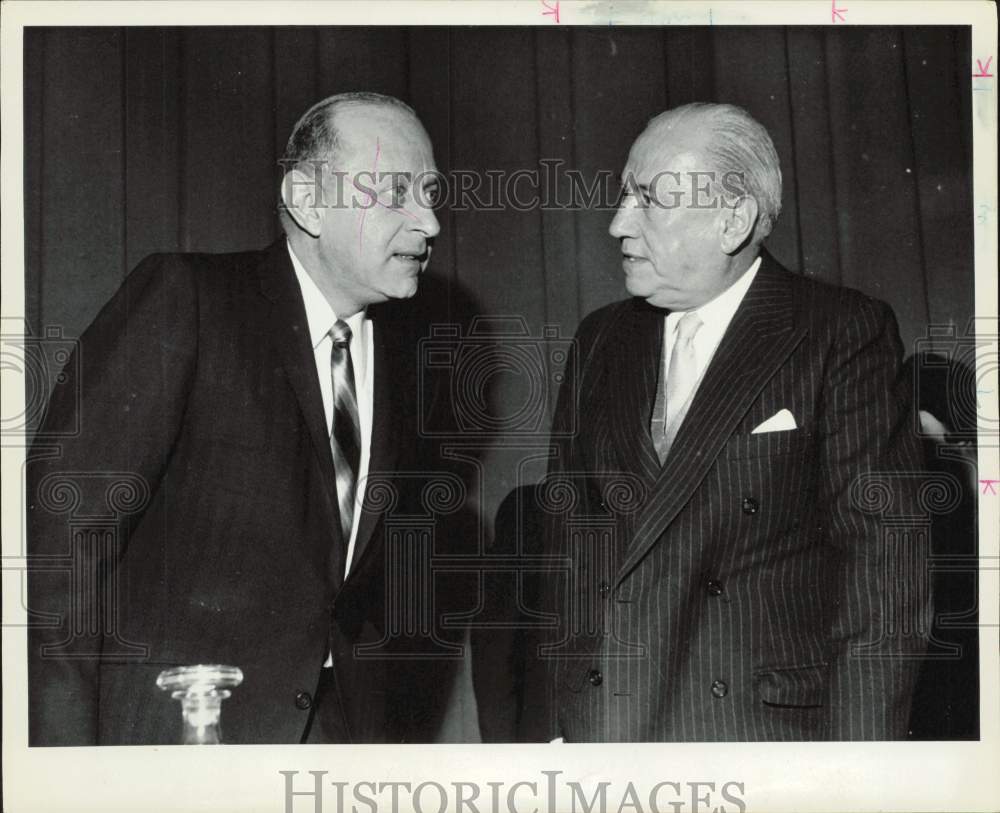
[{"left": 751, "top": 408, "right": 797, "bottom": 434}]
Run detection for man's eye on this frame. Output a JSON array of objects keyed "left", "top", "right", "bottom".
[
  {"left": 621, "top": 189, "right": 650, "bottom": 205},
  {"left": 424, "top": 187, "right": 440, "bottom": 206}
]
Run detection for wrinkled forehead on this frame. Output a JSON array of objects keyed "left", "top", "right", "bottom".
[
  {"left": 624, "top": 118, "right": 710, "bottom": 181},
  {"left": 333, "top": 105, "right": 436, "bottom": 172}
]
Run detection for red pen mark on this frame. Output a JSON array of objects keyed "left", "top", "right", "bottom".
[
  {"left": 357, "top": 137, "right": 381, "bottom": 250},
  {"left": 541, "top": 0, "right": 560, "bottom": 23},
  {"left": 352, "top": 138, "right": 420, "bottom": 245},
  {"left": 981, "top": 479, "right": 999, "bottom": 496},
  {"left": 831, "top": 0, "right": 847, "bottom": 22},
  {"left": 370, "top": 195, "right": 420, "bottom": 221},
  {"left": 973, "top": 57, "right": 994, "bottom": 77}
]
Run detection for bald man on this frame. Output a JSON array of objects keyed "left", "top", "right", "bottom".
[{"left": 27, "top": 92, "right": 448, "bottom": 745}]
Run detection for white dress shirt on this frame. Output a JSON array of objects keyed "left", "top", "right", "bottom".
[
  {"left": 287, "top": 241, "right": 374, "bottom": 580},
  {"left": 661, "top": 255, "right": 761, "bottom": 391}
]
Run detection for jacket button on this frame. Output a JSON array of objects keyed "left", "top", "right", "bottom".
[
  {"left": 587, "top": 669, "right": 603, "bottom": 687},
  {"left": 711, "top": 680, "right": 728, "bottom": 698},
  {"left": 741, "top": 497, "right": 758, "bottom": 515},
  {"left": 294, "top": 691, "right": 312, "bottom": 710},
  {"left": 598, "top": 582, "right": 611, "bottom": 599},
  {"left": 706, "top": 579, "right": 724, "bottom": 596}
]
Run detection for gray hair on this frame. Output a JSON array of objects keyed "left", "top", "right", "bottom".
[
  {"left": 282, "top": 91, "right": 418, "bottom": 168},
  {"left": 650, "top": 102, "right": 783, "bottom": 241}
]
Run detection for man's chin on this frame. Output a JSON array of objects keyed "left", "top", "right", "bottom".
[
  {"left": 644, "top": 294, "right": 683, "bottom": 310},
  {"left": 635, "top": 288, "right": 682, "bottom": 310},
  {"left": 385, "top": 280, "right": 419, "bottom": 300},
  {"left": 624, "top": 278, "right": 653, "bottom": 302}
]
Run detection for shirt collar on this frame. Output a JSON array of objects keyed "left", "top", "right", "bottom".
[
  {"left": 669, "top": 254, "right": 762, "bottom": 335},
  {"left": 286, "top": 240, "right": 367, "bottom": 350}
]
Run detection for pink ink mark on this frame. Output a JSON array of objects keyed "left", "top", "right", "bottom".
[
  {"left": 541, "top": 0, "right": 560, "bottom": 24},
  {"left": 370, "top": 196, "right": 420, "bottom": 221},
  {"left": 980, "top": 479, "right": 999, "bottom": 495},
  {"left": 974, "top": 57, "right": 993, "bottom": 77},
  {"left": 357, "top": 137, "right": 381, "bottom": 251},
  {"left": 831, "top": 0, "right": 847, "bottom": 23}
]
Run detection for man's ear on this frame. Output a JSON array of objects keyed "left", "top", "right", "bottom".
[
  {"left": 719, "top": 195, "right": 759, "bottom": 253},
  {"left": 281, "top": 166, "right": 325, "bottom": 237}
]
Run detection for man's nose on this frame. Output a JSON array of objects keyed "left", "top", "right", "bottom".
[
  {"left": 414, "top": 202, "right": 441, "bottom": 239},
  {"left": 609, "top": 204, "right": 633, "bottom": 239}
]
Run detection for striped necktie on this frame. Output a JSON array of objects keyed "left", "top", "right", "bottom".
[
  {"left": 329, "top": 320, "right": 361, "bottom": 547},
  {"left": 651, "top": 311, "right": 703, "bottom": 464}
]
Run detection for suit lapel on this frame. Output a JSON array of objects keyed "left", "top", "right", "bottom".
[
  {"left": 257, "top": 242, "right": 346, "bottom": 579},
  {"left": 615, "top": 253, "right": 808, "bottom": 587},
  {"left": 601, "top": 301, "right": 663, "bottom": 489},
  {"left": 348, "top": 312, "right": 401, "bottom": 575},
  {"left": 258, "top": 246, "right": 406, "bottom": 583}
]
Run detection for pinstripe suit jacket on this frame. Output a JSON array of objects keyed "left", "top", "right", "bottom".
[{"left": 536, "top": 250, "right": 929, "bottom": 741}]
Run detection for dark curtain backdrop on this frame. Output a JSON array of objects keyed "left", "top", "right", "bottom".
[
  {"left": 23, "top": 25, "right": 974, "bottom": 739},
  {"left": 24, "top": 24, "right": 974, "bottom": 437},
  {"left": 23, "top": 25, "right": 974, "bottom": 344}
]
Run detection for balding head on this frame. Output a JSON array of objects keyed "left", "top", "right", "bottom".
[
  {"left": 610, "top": 102, "right": 780, "bottom": 310},
  {"left": 282, "top": 91, "right": 420, "bottom": 170},
  {"left": 642, "top": 103, "right": 783, "bottom": 243},
  {"left": 278, "top": 92, "right": 440, "bottom": 317},
  {"left": 277, "top": 92, "right": 430, "bottom": 237}
]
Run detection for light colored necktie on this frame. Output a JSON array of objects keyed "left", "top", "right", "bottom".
[
  {"left": 651, "top": 311, "right": 703, "bottom": 464},
  {"left": 329, "top": 320, "right": 361, "bottom": 546}
]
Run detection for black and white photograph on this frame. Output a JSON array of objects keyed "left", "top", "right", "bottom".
[{"left": 2, "top": 1, "right": 997, "bottom": 811}]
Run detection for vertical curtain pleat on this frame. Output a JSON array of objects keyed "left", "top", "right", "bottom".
[
  {"left": 535, "top": 29, "right": 579, "bottom": 338},
  {"left": 124, "top": 28, "right": 182, "bottom": 271},
  {"left": 901, "top": 27, "right": 975, "bottom": 341},
  {"left": 825, "top": 27, "right": 930, "bottom": 347},
  {"left": 178, "top": 28, "right": 277, "bottom": 252},
  {"left": 23, "top": 29, "right": 45, "bottom": 338},
  {"left": 38, "top": 28, "right": 126, "bottom": 340},
  {"left": 664, "top": 27, "right": 717, "bottom": 106},
  {"left": 451, "top": 28, "right": 543, "bottom": 316},
  {"left": 316, "top": 27, "right": 410, "bottom": 100},
  {"left": 785, "top": 28, "right": 841, "bottom": 283}
]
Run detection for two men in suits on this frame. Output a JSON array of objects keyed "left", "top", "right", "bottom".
[
  {"left": 27, "top": 92, "right": 446, "bottom": 744},
  {"left": 532, "top": 102, "right": 929, "bottom": 741}
]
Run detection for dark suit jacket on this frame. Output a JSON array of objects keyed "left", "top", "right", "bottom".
[
  {"left": 530, "top": 251, "right": 930, "bottom": 742},
  {"left": 472, "top": 484, "right": 547, "bottom": 742},
  {"left": 27, "top": 240, "right": 450, "bottom": 745}
]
